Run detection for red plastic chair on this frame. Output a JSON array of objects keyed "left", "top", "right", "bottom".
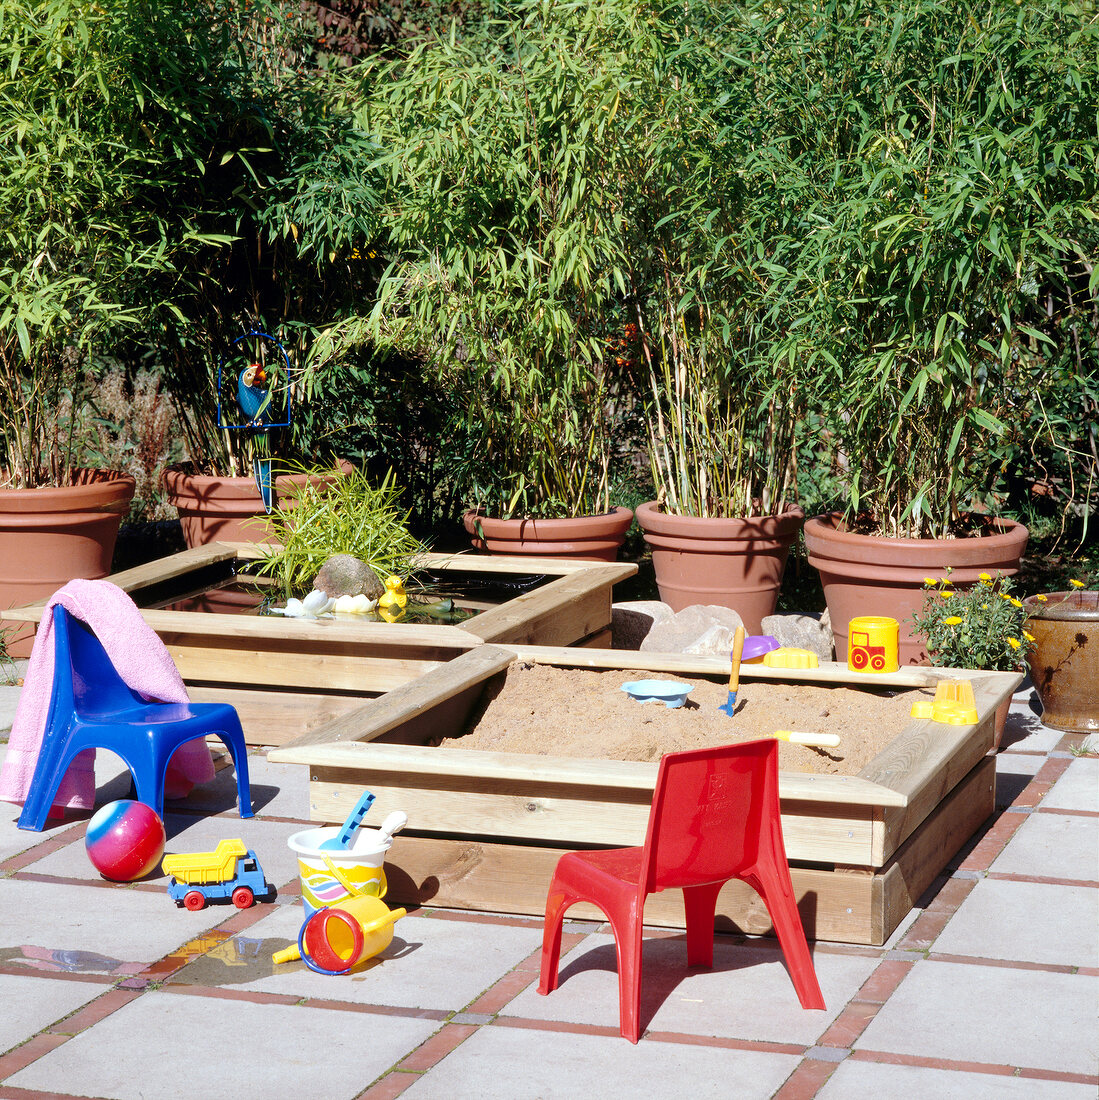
[{"left": 537, "top": 739, "right": 825, "bottom": 1042}]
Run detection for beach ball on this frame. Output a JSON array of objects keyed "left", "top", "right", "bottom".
[{"left": 85, "top": 800, "right": 166, "bottom": 882}]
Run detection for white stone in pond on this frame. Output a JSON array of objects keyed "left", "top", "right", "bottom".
[
  {"left": 301, "top": 589, "right": 335, "bottom": 616},
  {"left": 334, "top": 593, "right": 377, "bottom": 614}
]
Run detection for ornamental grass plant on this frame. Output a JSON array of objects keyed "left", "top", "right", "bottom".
[
  {"left": 910, "top": 572, "right": 1033, "bottom": 672},
  {"left": 253, "top": 465, "right": 427, "bottom": 596}
]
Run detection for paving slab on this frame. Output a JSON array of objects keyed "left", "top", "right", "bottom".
[
  {"left": 854, "top": 959, "right": 1098, "bottom": 1076},
  {"left": 504, "top": 934, "right": 873, "bottom": 1043},
  {"left": 247, "top": 750, "right": 311, "bottom": 819},
  {"left": 994, "top": 752, "right": 1045, "bottom": 808},
  {"left": 18, "top": 810, "right": 303, "bottom": 894},
  {"left": 0, "top": 684, "right": 21, "bottom": 733},
  {"left": 170, "top": 907, "right": 543, "bottom": 1011},
  {"left": 1042, "top": 757, "right": 1099, "bottom": 812},
  {"left": 6, "top": 987, "right": 438, "bottom": 1100},
  {"left": 930, "top": 878, "right": 1099, "bottom": 967},
  {"left": 399, "top": 1022, "right": 801, "bottom": 1099},
  {"left": 0, "top": 972, "right": 106, "bottom": 1055},
  {"left": 0, "top": 803, "right": 70, "bottom": 862},
  {"left": 990, "top": 811, "right": 1099, "bottom": 881},
  {"left": 998, "top": 699, "right": 1064, "bottom": 753},
  {"left": 818, "top": 1058, "right": 1097, "bottom": 1099},
  {"left": 0, "top": 877, "right": 216, "bottom": 973}
]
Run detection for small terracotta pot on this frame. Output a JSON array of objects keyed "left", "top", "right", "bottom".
[
  {"left": 462, "top": 507, "right": 634, "bottom": 562},
  {"left": 804, "top": 513, "right": 1029, "bottom": 666},
  {"left": 164, "top": 461, "right": 352, "bottom": 548},
  {"left": 1024, "top": 591, "right": 1099, "bottom": 733},
  {"left": 0, "top": 469, "right": 136, "bottom": 656},
  {"left": 634, "top": 501, "right": 805, "bottom": 633}
]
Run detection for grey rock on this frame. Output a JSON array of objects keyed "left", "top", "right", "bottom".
[
  {"left": 612, "top": 601, "right": 674, "bottom": 650},
  {"left": 641, "top": 604, "right": 745, "bottom": 656},
  {"left": 313, "top": 554, "right": 384, "bottom": 600},
  {"left": 762, "top": 612, "right": 833, "bottom": 661}
]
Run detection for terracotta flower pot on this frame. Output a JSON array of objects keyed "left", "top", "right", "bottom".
[
  {"left": 462, "top": 507, "right": 634, "bottom": 562},
  {"left": 634, "top": 501, "right": 805, "bottom": 633},
  {"left": 804, "top": 513, "right": 1029, "bottom": 666},
  {"left": 0, "top": 469, "right": 136, "bottom": 656},
  {"left": 163, "top": 461, "right": 352, "bottom": 548},
  {"left": 1024, "top": 590, "right": 1099, "bottom": 733}
]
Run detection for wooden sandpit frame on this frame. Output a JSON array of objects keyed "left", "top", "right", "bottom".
[
  {"left": 270, "top": 646, "right": 1021, "bottom": 945},
  {"left": 0, "top": 543, "right": 636, "bottom": 746}
]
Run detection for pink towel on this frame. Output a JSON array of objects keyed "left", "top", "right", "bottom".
[{"left": 0, "top": 579, "right": 215, "bottom": 814}]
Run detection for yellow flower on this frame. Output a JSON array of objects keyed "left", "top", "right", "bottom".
[
  {"left": 939, "top": 577, "right": 952, "bottom": 586},
  {"left": 980, "top": 603, "right": 989, "bottom": 610},
  {"left": 923, "top": 577, "right": 938, "bottom": 586},
  {"left": 1035, "top": 594, "right": 1048, "bottom": 602},
  {"left": 1009, "top": 597, "right": 1022, "bottom": 608},
  {"left": 1023, "top": 631, "right": 1035, "bottom": 642},
  {"left": 1007, "top": 637, "right": 1021, "bottom": 650},
  {"left": 943, "top": 616, "right": 963, "bottom": 626},
  {"left": 978, "top": 572, "right": 992, "bottom": 584},
  {"left": 940, "top": 590, "right": 952, "bottom": 599},
  {"left": 1069, "top": 579, "right": 1085, "bottom": 589}
]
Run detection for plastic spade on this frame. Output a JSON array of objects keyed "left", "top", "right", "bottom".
[
  {"left": 719, "top": 626, "right": 746, "bottom": 716},
  {"left": 319, "top": 791, "right": 376, "bottom": 851}
]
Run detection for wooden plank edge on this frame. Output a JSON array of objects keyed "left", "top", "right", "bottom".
[
  {"left": 503, "top": 645, "right": 938, "bottom": 687},
  {"left": 381, "top": 834, "right": 879, "bottom": 943},
  {"left": 874, "top": 754, "right": 996, "bottom": 944},
  {"left": 272, "top": 738, "right": 906, "bottom": 807},
  {"left": 269, "top": 643, "right": 517, "bottom": 755}
]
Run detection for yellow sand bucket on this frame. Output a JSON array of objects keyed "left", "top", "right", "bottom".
[
  {"left": 287, "top": 826, "right": 390, "bottom": 914},
  {"left": 847, "top": 616, "right": 900, "bottom": 673}
]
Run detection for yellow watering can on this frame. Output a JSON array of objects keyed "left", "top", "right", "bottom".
[{"left": 274, "top": 852, "right": 406, "bottom": 975}]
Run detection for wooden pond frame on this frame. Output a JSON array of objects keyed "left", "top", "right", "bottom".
[
  {"left": 0, "top": 542, "right": 636, "bottom": 747},
  {"left": 270, "top": 645, "right": 1022, "bottom": 945}
]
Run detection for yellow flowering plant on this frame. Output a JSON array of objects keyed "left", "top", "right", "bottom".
[{"left": 909, "top": 571, "right": 1032, "bottom": 671}]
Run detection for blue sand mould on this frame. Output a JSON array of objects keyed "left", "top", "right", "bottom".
[{"left": 620, "top": 680, "right": 693, "bottom": 708}]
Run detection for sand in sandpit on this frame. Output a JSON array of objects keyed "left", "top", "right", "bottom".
[{"left": 445, "top": 663, "right": 932, "bottom": 775}]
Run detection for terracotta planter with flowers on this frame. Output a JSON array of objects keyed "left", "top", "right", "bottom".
[
  {"left": 1023, "top": 588, "right": 1099, "bottom": 733},
  {"left": 805, "top": 513, "right": 1029, "bottom": 666}
]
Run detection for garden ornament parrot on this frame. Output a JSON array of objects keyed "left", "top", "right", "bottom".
[
  {"left": 237, "top": 363, "right": 273, "bottom": 425},
  {"left": 236, "top": 362, "right": 275, "bottom": 511}
]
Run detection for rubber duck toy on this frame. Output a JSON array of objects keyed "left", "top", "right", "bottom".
[
  {"left": 237, "top": 362, "right": 272, "bottom": 425},
  {"left": 378, "top": 576, "right": 408, "bottom": 622}
]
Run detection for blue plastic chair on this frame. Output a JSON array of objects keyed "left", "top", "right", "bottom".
[{"left": 17, "top": 606, "right": 254, "bottom": 831}]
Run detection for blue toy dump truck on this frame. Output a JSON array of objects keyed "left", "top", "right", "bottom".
[{"left": 163, "top": 839, "right": 268, "bottom": 911}]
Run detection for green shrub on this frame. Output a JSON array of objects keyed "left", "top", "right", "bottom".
[{"left": 731, "top": 0, "right": 1098, "bottom": 538}]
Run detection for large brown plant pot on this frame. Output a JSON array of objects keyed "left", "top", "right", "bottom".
[
  {"left": 1024, "top": 590, "right": 1099, "bottom": 733},
  {"left": 0, "top": 469, "right": 136, "bottom": 657},
  {"left": 462, "top": 507, "right": 634, "bottom": 562},
  {"left": 804, "top": 513, "right": 1029, "bottom": 666},
  {"left": 634, "top": 501, "right": 805, "bottom": 634},
  {"left": 164, "top": 461, "right": 352, "bottom": 549}
]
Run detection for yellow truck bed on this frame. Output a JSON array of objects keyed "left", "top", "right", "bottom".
[{"left": 161, "top": 839, "right": 248, "bottom": 885}]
